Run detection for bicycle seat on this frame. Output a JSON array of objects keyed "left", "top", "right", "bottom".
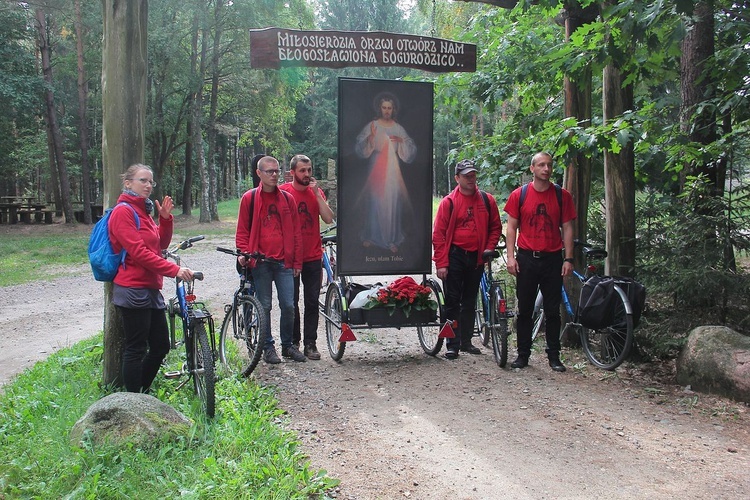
[
  {"left": 482, "top": 249, "right": 501, "bottom": 262},
  {"left": 583, "top": 247, "right": 607, "bottom": 260}
]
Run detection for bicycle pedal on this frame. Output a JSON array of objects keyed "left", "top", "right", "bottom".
[{"left": 164, "top": 370, "right": 182, "bottom": 379}]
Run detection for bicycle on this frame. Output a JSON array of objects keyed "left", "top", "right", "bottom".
[
  {"left": 163, "top": 235, "right": 216, "bottom": 418},
  {"left": 474, "top": 241, "right": 515, "bottom": 368},
  {"left": 215, "top": 247, "right": 269, "bottom": 377},
  {"left": 529, "top": 241, "right": 635, "bottom": 370}
]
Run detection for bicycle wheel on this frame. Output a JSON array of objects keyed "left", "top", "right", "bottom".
[
  {"left": 476, "top": 287, "right": 489, "bottom": 346},
  {"left": 489, "top": 286, "right": 509, "bottom": 368},
  {"left": 325, "top": 283, "right": 346, "bottom": 361},
  {"left": 190, "top": 322, "right": 216, "bottom": 418},
  {"left": 579, "top": 285, "right": 634, "bottom": 370},
  {"left": 530, "top": 290, "right": 545, "bottom": 342},
  {"left": 220, "top": 294, "right": 266, "bottom": 376},
  {"left": 417, "top": 279, "right": 444, "bottom": 356}
]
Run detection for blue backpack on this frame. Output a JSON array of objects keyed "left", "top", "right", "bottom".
[{"left": 88, "top": 202, "right": 140, "bottom": 282}]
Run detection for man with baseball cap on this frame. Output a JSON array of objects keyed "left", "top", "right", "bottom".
[{"left": 432, "top": 160, "right": 502, "bottom": 359}]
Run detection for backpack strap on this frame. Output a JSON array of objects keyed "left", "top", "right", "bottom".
[
  {"left": 114, "top": 202, "right": 140, "bottom": 269},
  {"left": 519, "top": 183, "right": 563, "bottom": 227}
]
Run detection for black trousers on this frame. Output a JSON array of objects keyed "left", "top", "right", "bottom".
[
  {"left": 441, "top": 246, "right": 483, "bottom": 348},
  {"left": 118, "top": 306, "right": 170, "bottom": 393},
  {"left": 293, "top": 259, "right": 322, "bottom": 346},
  {"left": 514, "top": 252, "right": 563, "bottom": 358}
]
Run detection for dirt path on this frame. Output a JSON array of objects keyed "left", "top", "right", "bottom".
[{"left": 1, "top": 223, "right": 748, "bottom": 499}]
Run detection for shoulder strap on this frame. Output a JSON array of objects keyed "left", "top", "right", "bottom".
[
  {"left": 113, "top": 202, "right": 140, "bottom": 269},
  {"left": 115, "top": 202, "right": 140, "bottom": 229},
  {"left": 479, "top": 190, "right": 490, "bottom": 214},
  {"left": 247, "top": 188, "right": 256, "bottom": 233}
]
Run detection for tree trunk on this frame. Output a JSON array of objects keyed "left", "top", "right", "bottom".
[
  {"left": 101, "top": 0, "right": 148, "bottom": 388},
  {"left": 183, "top": 115, "right": 193, "bottom": 215},
  {"left": 190, "top": 11, "right": 210, "bottom": 223},
  {"left": 680, "top": 1, "right": 717, "bottom": 191},
  {"left": 75, "top": 0, "right": 92, "bottom": 224},
  {"left": 559, "top": 3, "right": 598, "bottom": 346},
  {"left": 603, "top": 63, "right": 636, "bottom": 278},
  {"left": 35, "top": 8, "right": 75, "bottom": 224},
  {"left": 561, "top": 4, "right": 598, "bottom": 249},
  {"left": 206, "top": 0, "right": 224, "bottom": 222}
]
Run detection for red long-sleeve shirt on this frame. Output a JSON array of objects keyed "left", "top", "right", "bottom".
[{"left": 108, "top": 193, "right": 179, "bottom": 289}]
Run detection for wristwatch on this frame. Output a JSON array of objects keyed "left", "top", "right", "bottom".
[{"left": 564, "top": 258, "right": 574, "bottom": 263}]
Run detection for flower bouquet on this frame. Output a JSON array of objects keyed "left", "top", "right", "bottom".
[{"left": 362, "top": 276, "right": 438, "bottom": 319}]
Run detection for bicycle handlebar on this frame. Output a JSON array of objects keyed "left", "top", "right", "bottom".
[
  {"left": 320, "top": 223, "right": 337, "bottom": 236},
  {"left": 216, "top": 247, "right": 270, "bottom": 262}
]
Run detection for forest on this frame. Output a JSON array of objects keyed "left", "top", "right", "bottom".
[{"left": 1, "top": 0, "right": 749, "bottom": 356}]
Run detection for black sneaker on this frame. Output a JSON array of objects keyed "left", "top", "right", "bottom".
[
  {"left": 282, "top": 345, "right": 307, "bottom": 362},
  {"left": 263, "top": 348, "right": 281, "bottom": 364},
  {"left": 510, "top": 356, "right": 529, "bottom": 369}
]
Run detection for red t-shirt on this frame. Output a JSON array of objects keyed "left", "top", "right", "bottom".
[
  {"left": 504, "top": 183, "right": 576, "bottom": 252},
  {"left": 450, "top": 191, "right": 483, "bottom": 252},
  {"left": 258, "top": 190, "right": 285, "bottom": 261},
  {"left": 279, "top": 183, "right": 325, "bottom": 262}
]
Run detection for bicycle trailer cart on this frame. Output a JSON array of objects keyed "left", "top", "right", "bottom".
[{"left": 320, "top": 269, "right": 450, "bottom": 361}]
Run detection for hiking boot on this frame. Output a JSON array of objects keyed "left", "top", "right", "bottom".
[
  {"left": 304, "top": 344, "right": 321, "bottom": 360},
  {"left": 460, "top": 343, "right": 481, "bottom": 355},
  {"left": 548, "top": 357, "right": 566, "bottom": 372},
  {"left": 511, "top": 355, "right": 529, "bottom": 369},
  {"left": 282, "top": 345, "right": 307, "bottom": 362},
  {"left": 263, "top": 347, "right": 281, "bottom": 364},
  {"left": 443, "top": 345, "right": 459, "bottom": 360}
]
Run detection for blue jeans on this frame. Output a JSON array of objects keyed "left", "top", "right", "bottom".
[{"left": 251, "top": 261, "right": 295, "bottom": 350}]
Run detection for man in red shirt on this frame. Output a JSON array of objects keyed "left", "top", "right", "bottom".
[
  {"left": 504, "top": 152, "right": 577, "bottom": 372},
  {"left": 280, "top": 155, "right": 335, "bottom": 360},
  {"left": 236, "top": 156, "right": 304, "bottom": 364},
  {"left": 432, "top": 160, "right": 502, "bottom": 359}
]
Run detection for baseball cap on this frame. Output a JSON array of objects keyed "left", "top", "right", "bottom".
[{"left": 455, "top": 159, "right": 478, "bottom": 175}]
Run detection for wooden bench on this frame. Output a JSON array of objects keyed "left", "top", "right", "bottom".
[{"left": 0, "top": 203, "right": 19, "bottom": 224}]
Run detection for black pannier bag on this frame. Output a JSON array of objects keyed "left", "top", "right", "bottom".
[
  {"left": 578, "top": 275, "right": 618, "bottom": 329},
  {"left": 613, "top": 277, "right": 646, "bottom": 328}
]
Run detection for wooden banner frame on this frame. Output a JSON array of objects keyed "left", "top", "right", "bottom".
[{"left": 250, "top": 28, "right": 476, "bottom": 73}]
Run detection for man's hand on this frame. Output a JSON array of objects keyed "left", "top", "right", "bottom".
[
  {"left": 561, "top": 261, "right": 573, "bottom": 277},
  {"left": 506, "top": 256, "right": 519, "bottom": 276},
  {"left": 436, "top": 267, "right": 448, "bottom": 280}
]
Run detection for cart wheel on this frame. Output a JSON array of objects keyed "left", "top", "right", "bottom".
[
  {"left": 417, "top": 279, "right": 444, "bottom": 356},
  {"left": 325, "top": 283, "right": 346, "bottom": 361}
]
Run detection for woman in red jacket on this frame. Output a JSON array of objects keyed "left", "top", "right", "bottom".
[{"left": 108, "top": 164, "right": 194, "bottom": 393}]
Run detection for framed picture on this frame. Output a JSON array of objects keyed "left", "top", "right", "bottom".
[{"left": 337, "top": 78, "right": 434, "bottom": 276}]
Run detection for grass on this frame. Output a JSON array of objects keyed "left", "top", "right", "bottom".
[
  {"left": 0, "top": 232, "right": 90, "bottom": 286},
  {"left": 0, "top": 199, "right": 242, "bottom": 287},
  {"left": 0, "top": 335, "right": 339, "bottom": 498}
]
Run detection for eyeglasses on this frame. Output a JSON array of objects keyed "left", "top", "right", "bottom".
[
  {"left": 128, "top": 178, "right": 157, "bottom": 187},
  {"left": 260, "top": 169, "right": 280, "bottom": 176}
]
